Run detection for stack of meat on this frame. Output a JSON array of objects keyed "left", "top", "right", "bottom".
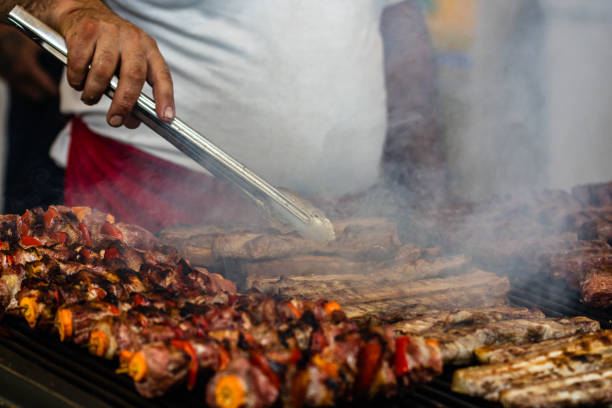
[
  {"left": 0, "top": 206, "right": 444, "bottom": 406},
  {"left": 405, "top": 181, "right": 612, "bottom": 308},
  {"left": 159, "top": 218, "right": 511, "bottom": 319},
  {"left": 452, "top": 330, "right": 612, "bottom": 407}
]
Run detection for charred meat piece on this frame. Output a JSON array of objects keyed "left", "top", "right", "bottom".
[
  {"left": 499, "top": 367, "right": 612, "bottom": 408},
  {"left": 572, "top": 181, "right": 612, "bottom": 207},
  {"left": 126, "top": 342, "right": 190, "bottom": 398},
  {"left": 579, "top": 268, "right": 612, "bottom": 307},
  {"left": 207, "top": 357, "right": 279, "bottom": 408},
  {"left": 451, "top": 330, "right": 612, "bottom": 400},
  {"left": 391, "top": 306, "right": 546, "bottom": 335},
  {"left": 431, "top": 316, "right": 600, "bottom": 365},
  {"left": 16, "top": 282, "right": 61, "bottom": 329},
  {"left": 475, "top": 331, "right": 602, "bottom": 364},
  {"left": 341, "top": 270, "right": 510, "bottom": 319},
  {"left": 55, "top": 301, "right": 120, "bottom": 344}
]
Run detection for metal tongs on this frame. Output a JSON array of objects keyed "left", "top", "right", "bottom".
[{"left": 7, "top": 6, "right": 335, "bottom": 243}]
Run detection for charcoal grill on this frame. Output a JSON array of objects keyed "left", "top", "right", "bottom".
[{"left": 0, "top": 276, "right": 609, "bottom": 408}]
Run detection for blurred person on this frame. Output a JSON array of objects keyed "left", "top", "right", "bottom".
[
  {"left": 1, "top": 0, "right": 444, "bottom": 231},
  {"left": 0, "top": 25, "right": 69, "bottom": 213}
]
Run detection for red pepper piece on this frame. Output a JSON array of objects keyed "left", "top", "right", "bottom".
[
  {"left": 108, "top": 304, "right": 120, "bottom": 316},
  {"left": 171, "top": 325, "right": 184, "bottom": 339},
  {"left": 52, "top": 288, "right": 61, "bottom": 305},
  {"left": 44, "top": 207, "right": 60, "bottom": 230},
  {"left": 192, "top": 315, "right": 210, "bottom": 330},
  {"left": 286, "top": 301, "right": 301, "bottom": 319},
  {"left": 132, "top": 294, "right": 145, "bottom": 307},
  {"left": 79, "top": 223, "right": 93, "bottom": 247},
  {"left": 171, "top": 340, "right": 198, "bottom": 390},
  {"left": 101, "top": 222, "right": 123, "bottom": 241},
  {"left": 394, "top": 336, "right": 411, "bottom": 377},
  {"left": 289, "top": 348, "right": 302, "bottom": 365},
  {"left": 104, "top": 247, "right": 121, "bottom": 260},
  {"left": 219, "top": 347, "right": 230, "bottom": 370},
  {"left": 251, "top": 354, "right": 280, "bottom": 388},
  {"left": 21, "top": 236, "right": 42, "bottom": 247},
  {"left": 20, "top": 212, "right": 30, "bottom": 236},
  {"left": 51, "top": 232, "right": 68, "bottom": 245},
  {"left": 91, "top": 287, "right": 106, "bottom": 300},
  {"left": 79, "top": 248, "right": 91, "bottom": 262},
  {"left": 356, "top": 339, "right": 382, "bottom": 393}
]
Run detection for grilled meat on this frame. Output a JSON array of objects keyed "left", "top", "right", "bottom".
[
  {"left": 475, "top": 331, "right": 600, "bottom": 364},
  {"left": 452, "top": 330, "right": 612, "bottom": 400},
  {"left": 341, "top": 270, "right": 510, "bottom": 319},
  {"left": 129, "top": 342, "right": 191, "bottom": 398},
  {"left": 431, "top": 316, "right": 600, "bottom": 365},
  {"left": 572, "top": 181, "right": 612, "bottom": 207},
  {"left": 499, "top": 367, "right": 612, "bottom": 408},
  {"left": 248, "top": 254, "right": 471, "bottom": 293},
  {"left": 391, "top": 306, "right": 546, "bottom": 334}
]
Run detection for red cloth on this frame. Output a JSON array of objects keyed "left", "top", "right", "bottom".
[{"left": 65, "top": 117, "right": 259, "bottom": 232}]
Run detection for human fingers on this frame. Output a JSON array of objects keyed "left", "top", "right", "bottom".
[
  {"left": 80, "top": 31, "right": 120, "bottom": 106},
  {"left": 146, "top": 42, "right": 174, "bottom": 122},
  {"left": 105, "top": 28, "right": 148, "bottom": 127},
  {"left": 64, "top": 16, "right": 98, "bottom": 92},
  {"left": 123, "top": 113, "right": 142, "bottom": 129}
]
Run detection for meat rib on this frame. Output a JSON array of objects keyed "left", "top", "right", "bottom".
[
  {"left": 499, "top": 367, "right": 612, "bottom": 408},
  {"left": 452, "top": 330, "right": 612, "bottom": 400}
]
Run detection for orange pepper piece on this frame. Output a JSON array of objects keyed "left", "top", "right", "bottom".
[
  {"left": 128, "top": 351, "right": 147, "bottom": 382},
  {"left": 324, "top": 301, "right": 342, "bottom": 315},
  {"left": 19, "top": 297, "right": 38, "bottom": 328},
  {"left": 56, "top": 309, "right": 73, "bottom": 342},
  {"left": 215, "top": 375, "right": 246, "bottom": 408},
  {"left": 89, "top": 330, "right": 110, "bottom": 357}
]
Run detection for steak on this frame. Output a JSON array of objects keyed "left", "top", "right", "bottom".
[
  {"left": 499, "top": 367, "right": 612, "bottom": 408},
  {"left": 246, "top": 253, "right": 470, "bottom": 290},
  {"left": 572, "top": 181, "right": 612, "bottom": 207},
  {"left": 475, "top": 331, "right": 598, "bottom": 364},
  {"left": 391, "top": 306, "right": 546, "bottom": 335},
  {"left": 430, "top": 316, "right": 600, "bottom": 365},
  {"left": 452, "top": 330, "right": 612, "bottom": 400},
  {"left": 335, "top": 270, "right": 510, "bottom": 318}
]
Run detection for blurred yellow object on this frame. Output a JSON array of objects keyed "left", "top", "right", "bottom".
[{"left": 425, "top": 0, "right": 476, "bottom": 52}]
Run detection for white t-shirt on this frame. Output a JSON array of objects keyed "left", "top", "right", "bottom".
[{"left": 53, "top": 0, "right": 399, "bottom": 198}]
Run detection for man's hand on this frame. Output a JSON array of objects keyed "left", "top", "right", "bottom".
[
  {"left": 5, "top": 0, "right": 175, "bottom": 128},
  {"left": 0, "top": 26, "right": 57, "bottom": 101}
]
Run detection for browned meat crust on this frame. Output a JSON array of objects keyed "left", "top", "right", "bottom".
[
  {"left": 430, "top": 316, "right": 600, "bottom": 365},
  {"left": 499, "top": 367, "right": 612, "bottom": 408},
  {"left": 475, "top": 331, "right": 598, "bottom": 364},
  {"left": 452, "top": 330, "right": 612, "bottom": 400},
  {"left": 246, "top": 253, "right": 471, "bottom": 290}
]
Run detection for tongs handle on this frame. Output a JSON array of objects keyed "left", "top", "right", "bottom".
[{"left": 7, "top": 6, "right": 335, "bottom": 243}]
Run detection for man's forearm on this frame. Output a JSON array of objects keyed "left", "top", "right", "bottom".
[
  {"left": 1, "top": 1, "right": 107, "bottom": 31},
  {"left": 1, "top": 1, "right": 52, "bottom": 21}
]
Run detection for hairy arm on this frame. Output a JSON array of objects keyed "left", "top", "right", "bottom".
[
  {"left": 1, "top": 0, "right": 174, "bottom": 128},
  {"left": 380, "top": 0, "right": 447, "bottom": 202}
]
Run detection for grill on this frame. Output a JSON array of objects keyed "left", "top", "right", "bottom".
[{"left": 0, "top": 276, "right": 609, "bottom": 408}]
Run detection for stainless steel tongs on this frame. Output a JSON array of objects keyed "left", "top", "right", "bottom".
[{"left": 7, "top": 6, "right": 335, "bottom": 243}]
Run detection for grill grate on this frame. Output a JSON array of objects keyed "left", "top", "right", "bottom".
[{"left": 0, "top": 276, "right": 609, "bottom": 408}]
